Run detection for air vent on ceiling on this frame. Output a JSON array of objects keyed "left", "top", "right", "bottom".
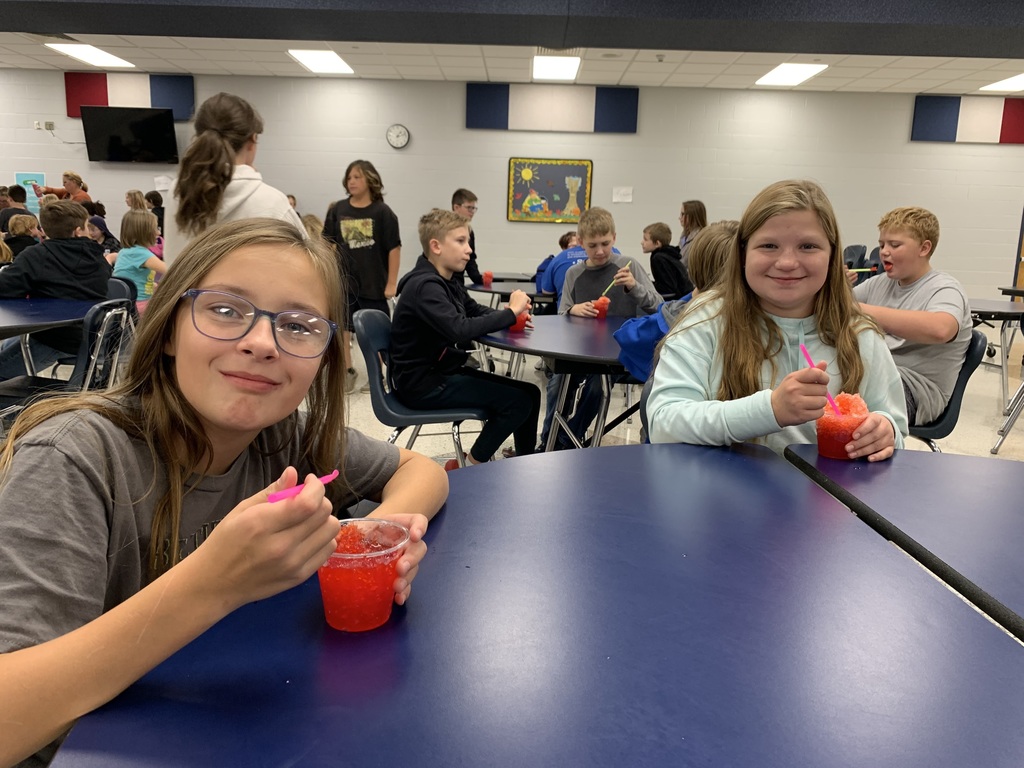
[{"left": 536, "top": 47, "right": 583, "bottom": 57}]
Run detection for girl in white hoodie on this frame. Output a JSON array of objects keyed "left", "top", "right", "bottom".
[{"left": 164, "top": 92, "right": 303, "bottom": 264}]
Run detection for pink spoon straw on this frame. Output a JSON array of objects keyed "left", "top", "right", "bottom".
[
  {"left": 799, "top": 344, "right": 841, "bottom": 416},
  {"left": 267, "top": 469, "right": 340, "bottom": 503}
]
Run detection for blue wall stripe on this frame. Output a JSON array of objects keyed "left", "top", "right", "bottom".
[
  {"left": 594, "top": 87, "right": 639, "bottom": 134},
  {"left": 150, "top": 75, "right": 195, "bottom": 121},
  {"left": 911, "top": 95, "right": 960, "bottom": 142},
  {"left": 466, "top": 83, "right": 510, "bottom": 130}
]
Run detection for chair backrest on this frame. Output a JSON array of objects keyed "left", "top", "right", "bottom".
[
  {"left": 352, "top": 308, "right": 397, "bottom": 416},
  {"left": 107, "top": 276, "right": 137, "bottom": 302},
  {"left": 67, "top": 298, "right": 133, "bottom": 392},
  {"left": 843, "top": 244, "right": 867, "bottom": 269},
  {"left": 639, "top": 377, "right": 653, "bottom": 443},
  {"left": 910, "top": 329, "right": 987, "bottom": 440}
]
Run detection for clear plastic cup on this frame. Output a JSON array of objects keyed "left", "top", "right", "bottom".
[
  {"left": 482, "top": 271, "right": 493, "bottom": 286},
  {"left": 317, "top": 519, "right": 409, "bottom": 632},
  {"left": 593, "top": 296, "right": 611, "bottom": 319},
  {"left": 816, "top": 393, "right": 868, "bottom": 460}
]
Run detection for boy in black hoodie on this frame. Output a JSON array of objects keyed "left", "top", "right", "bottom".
[
  {"left": 390, "top": 208, "right": 541, "bottom": 470},
  {"left": 0, "top": 200, "right": 111, "bottom": 380},
  {"left": 642, "top": 222, "right": 693, "bottom": 300}
]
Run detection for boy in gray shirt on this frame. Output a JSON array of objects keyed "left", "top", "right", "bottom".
[{"left": 853, "top": 206, "right": 971, "bottom": 426}]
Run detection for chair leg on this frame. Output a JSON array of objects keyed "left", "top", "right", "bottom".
[
  {"left": 452, "top": 421, "right": 468, "bottom": 466},
  {"left": 928, "top": 440, "right": 942, "bottom": 453},
  {"left": 404, "top": 424, "right": 422, "bottom": 449},
  {"left": 388, "top": 426, "right": 405, "bottom": 445},
  {"left": 624, "top": 382, "right": 633, "bottom": 424}
]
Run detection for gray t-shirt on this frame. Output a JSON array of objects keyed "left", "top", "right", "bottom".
[
  {"left": 559, "top": 255, "right": 660, "bottom": 317},
  {"left": 854, "top": 270, "right": 971, "bottom": 424},
  {"left": 0, "top": 407, "right": 399, "bottom": 656}
]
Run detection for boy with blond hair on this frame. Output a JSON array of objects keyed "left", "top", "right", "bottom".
[
  {"left": 542, "top": 207, "right": 659, "bottom": 449},
  {"left": 390, "top": 208, "right": 541, "bottom": 468},
  {"left": 853, "top": 206, "right": 971, "bottom": 425}
]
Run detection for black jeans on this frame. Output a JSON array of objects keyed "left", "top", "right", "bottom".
[{"left": 407, "top": 368, "right": 541, "bottom": 462}]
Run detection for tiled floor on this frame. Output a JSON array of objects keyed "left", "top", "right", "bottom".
[{"left": 344, "top": 334, "right": 1024, "bottom": 466}]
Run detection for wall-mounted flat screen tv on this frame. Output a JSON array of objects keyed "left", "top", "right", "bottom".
[{"left": 80, "top": 106, "right": 179, "bottom": 163}]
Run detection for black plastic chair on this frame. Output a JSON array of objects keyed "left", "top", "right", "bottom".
[
  {"left": 843, "top": 244, "right": 867, "bottom": 270},
  {"left": 352, "top": 309, "right": 487, "bottom": 466},
  {"left": 908, "top": 329, "right": 987, "bottom": 452},
  {"left": 639, "top": 377, "right": 653, "bottom": 444},
  {"left": 0, "top": 298, "right": 133, "bottom": 421}
]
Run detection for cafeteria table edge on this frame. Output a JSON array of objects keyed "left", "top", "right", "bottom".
[{"left": 783, "top": 443, "right": 1024, "bottom": 644}]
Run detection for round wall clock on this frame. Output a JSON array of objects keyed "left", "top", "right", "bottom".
[{"left": 386, "top": 123, "right": 410, "bottom": 149}]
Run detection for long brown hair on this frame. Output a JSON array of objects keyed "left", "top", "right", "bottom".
[
  {"left": 0, "top": 218, "right": 347, "bottom": 579},
  {"left": 174, "top": 93, "right": 264, "bottom": 236},
  {"left": 343, "top": 160, "right": 384, "bottom": 202},
  {"left": 715, "top": 179, "right": 878, "bottom": 400}
]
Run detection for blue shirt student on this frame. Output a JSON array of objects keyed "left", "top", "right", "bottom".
[{"left": 113, "top": 245, "right": 159, "bottom": 300}]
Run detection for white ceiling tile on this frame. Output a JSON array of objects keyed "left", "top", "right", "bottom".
[
  {"left": 736, "top": 52, "right": 789, "bottom": 64},
  {"left": 388, "top": 55, "right": 439, "bottom": 67},
  {"left": 487, "top": 69, "right": 530, "bottom": 83},
  {"left": 354, "top": 65, "right": 400, "bottom": 76},
  {"left": 399, "top": 68, "right": 445, "bottom": 80},
  {"left": 620, "top": 73, "right": 669, "bottom": 86},
  {"left": 65, "top": 34, "right": 130, "bottom": 46},
  {"left": 673, "top": 63, "right": 728, "bottom": 75},
  {"left": 708, "top": 75, "right": 758, "bottom": 87},
  {"left": 926, "top": 69, "right": 990, "bottom": 80},
  {"left": 203, "top": 49, "right": 255, "bottom": 61},
  {"left": 890, "top": 56, "right": 954, "bottom": 67},
  {"left": 724, "top": 64, "right": 778, "bottom": 76},
  {"left": 935, "top": 57, "right": 1005, "bottom": 69},
  {"left": 485, "top": 57, "right": 530, "bottom": 70},
  {"left": 431, "top": 44, "right": 482, "bottom": 57},
  {"left": 262, "top": 65, "right": 309, "bottom": 76},
  {"left": 437, "top": 56, "right": 485, "bottom": 68},
  {"left": 663, "top": 74, "right": 716, "bottom": 86},
  {"left": 633, "top": 50, "right": 688, "bottom": 63},
  {"left": 792, "top": 78, "right": 853, "bottom": 91},
  {"left": 232, "top": 39, "right": 297, "bottom": 52},
  {"left": 246, "top": 51, "right": 291, "bottom": 63},
  {"left": 337, "top": 53, "right": 389, "bottom": 65},
  {"left": 583, "top": 48, "right": 635, "bottom": 61},
  {"left": 119, "top": 35, "right": 186, "bottom": 49},
  {"left": 686, "top": 51, "right": 742, "bottom": 64},
  {"left": 787, "top": 53, "right": 847, "bottom": 65},
  {"left": 839, "top": 55, "right": 901, "bottom": 67},
  {"left": 882, "top": 83, "right": 931, "bottom": 92},
  {"left": 625, "top": 62, "right": 678, "bottom": 74},
  {"left": 326, "top": 42, "right": 383, "bottom": 54},
  {"left": 576, "top": 74, "right": 623, "bottom": 85},
  {"left": 377, "top": 43, "right": 434, "bottom": 55},
  {"left": 825, "top": 67, "right": 885, "bottom": 79},
  {"left": 171, "top": 37, "right": 231, "bottom": 50},
  {"left": 579, "top": 60, "right": 629, "bottom": 72}
]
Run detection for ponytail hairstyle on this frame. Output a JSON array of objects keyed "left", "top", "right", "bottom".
[{"left": 174, "top": 92, "right": 264, "bottom": 237}]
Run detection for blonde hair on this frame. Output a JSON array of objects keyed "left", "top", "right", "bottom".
[
  {"left": 125, "top": 189, "right": 147, "bottom": 211},
  {"left": 63, "top": 171, "right": 87, "bottom": 192},
  {"left": 577, "top": 207, "right": 615, "bottom": 240},
  {"left": 0, "top": 239, "right": 11, "bottom": 264},
  {"left": 40, "top": 194, "right": 59, "bottom": 207},
  {"left": 7, "top": 214, "right": 38, "bottom": 237},
  {"left": 643, "top": 222, "right": 672, "bottom": 248},
  {"left": 418, "top": 208, "right": 470, "bottom": 254},
  {"left": 687, "top": 220, "right": 738, "bottom": 292},
  {"left": 0, "top": 218, "right": 348, "bottom": 579},
  {"left": 878, "top": 206, "right": 940, "bottom": 256},
  {"left": 120, "top": 210, "right": 158, "bottom": 248},
  {"left": 301, "top": 213, "right": 324, "bottom": 242}
]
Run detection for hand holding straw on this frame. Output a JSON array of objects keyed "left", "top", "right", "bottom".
[
  {"left": 798, "top": 344, "right": 841, "bottom": 416},
  {"left": 601, "top": 260, "right": 632, "bottom": 297},
  {"left": 268, "top": 469, "right": 340, "bottom": 503}
]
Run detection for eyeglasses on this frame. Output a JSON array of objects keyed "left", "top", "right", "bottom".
[{"left": 181, "top": 289, "right": 337, "bottom": 359}]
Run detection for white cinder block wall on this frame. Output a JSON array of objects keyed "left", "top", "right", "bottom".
[{"left": 2, "top": 67, "right": 1023, "bottom": 299}]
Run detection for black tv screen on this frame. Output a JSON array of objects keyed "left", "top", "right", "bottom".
[{"left": 81, "top": 106, "right": 179, "bottom": 164}]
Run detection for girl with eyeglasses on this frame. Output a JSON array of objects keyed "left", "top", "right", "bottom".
[{"left": 0, "top": 217, "right": 447, "bottom": 768}]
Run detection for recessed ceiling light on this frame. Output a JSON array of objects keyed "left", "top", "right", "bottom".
[
  {"left": 532, "top": 55, "right": 581, "bottom": 81},
  {"left": 287, "top": 49, "right": 354, "bottom": 74},
  {"left": 980, "top": 73, "right": 1024, "bottom": 92},
  {"left": 45, "top": 44, "right": 134, "bottom": 69},
  {"left": 756, "top": 63, "right": 828, "bottom": 86}
]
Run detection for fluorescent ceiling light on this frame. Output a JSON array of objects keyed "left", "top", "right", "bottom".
[
  {"left": 756, "top": 63, "right": 828, "bottom": 86},
  {"left": 533, "top": 55, "right": 581, "bottom": 81},
  {"left": 288, "top": 49, "right": 354, "bottom": 74},
  {"left": 45, "top": 44, "right": 134, "bottom": 68},
  {"left": 980, "top": 73, "right": 1024, "bottom": 92}
]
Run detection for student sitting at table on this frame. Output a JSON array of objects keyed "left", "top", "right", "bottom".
[
  {"left": 642, "top": 221, "right": 693, "bottom": 300},
  {"left": 0, "top": 200, "right": 111, "bottom": 381},
  {"left": 108, "top": 209, "right": 169, "bottom": 313},
  {"left": 540, "top": 207, "right": 660, "bottom": 450},
  {"left": 390, "top": 208, "right": 541, "bottom": 470},
  {"left": 615, "top": 220, "right": 738, "bottom": 381},
  {"left": 0, "top": 218, "right": 446, "bottom": 768},
  {"left": 850, "top": 207, "right": 972, "bottom": 426},
  {"left": 4, "top": 214, "right": 42, "bottom": 258},
  {"left": 648, "top": 179, "right": 908, "bottom": 459},
  {"left": 451, "top": 188, "right": 484, "bottom": 285}
]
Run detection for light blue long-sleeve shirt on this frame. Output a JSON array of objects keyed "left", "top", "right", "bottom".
[{"left": 648, "top": 296, "right": 908, "bottom": 454}]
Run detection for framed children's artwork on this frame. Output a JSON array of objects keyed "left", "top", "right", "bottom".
[{"left": 507, "top": 158, "right": 593, "bottom": 223}]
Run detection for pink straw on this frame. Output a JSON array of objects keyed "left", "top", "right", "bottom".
[
  {"left": 267, "top": 469, "right": 340, "bottom": 503},
  {"left": 799, "top": 344, "right": 841, "bottom": 416}
]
